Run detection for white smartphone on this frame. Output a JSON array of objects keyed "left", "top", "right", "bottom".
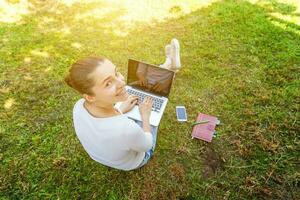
[{"left": 176, "top": 106, "right": 187, "bottom": 122}]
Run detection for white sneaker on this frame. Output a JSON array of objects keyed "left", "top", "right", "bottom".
[
  {"left": 159, "top": 44, "right": 172, "bottom": 69},
  {"left": 170, "top": 38, "right": 181, "bottom": 69}
]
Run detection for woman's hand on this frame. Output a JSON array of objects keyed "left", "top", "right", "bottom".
[
  {"left": 119, "top": 95, "right": 139, "bottom": 113},
  {"left": 138, "top": 97, "right": 153, "bottom": 121}
]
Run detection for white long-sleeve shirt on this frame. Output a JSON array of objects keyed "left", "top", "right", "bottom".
[{"left": 72, "top": 98, "right": 153, "bottom": 171}]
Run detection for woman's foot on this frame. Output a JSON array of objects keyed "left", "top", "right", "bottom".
[
  {"left": 170, "top": 38, "right": 181, "bottom": 70},
  {"left": 159, "top": 38, "right": 181, "bottom": 71},
  {"left": 159, "top": 44, "right": 172, "bottom": 69}
]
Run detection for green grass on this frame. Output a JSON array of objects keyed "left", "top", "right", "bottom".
[{"left": 0, "top": 0, "right": 299, "bottom": 199}]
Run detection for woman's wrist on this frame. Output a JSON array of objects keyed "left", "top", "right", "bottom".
[
  {"left": 142, "top": 118, "right": 151, "bottom": 133},
  {"left": 119, "top": 106, "right": 127, "bottom": 114},
  {"left": 141, "top": 114, "right": 150, "bottom": 121}
]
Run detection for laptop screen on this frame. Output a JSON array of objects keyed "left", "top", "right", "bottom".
[{"left": 127, "top": 59, "right": 175, "bottom": 97}]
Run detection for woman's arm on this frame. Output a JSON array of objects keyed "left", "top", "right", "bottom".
[
  {"left": 125, "top": 119, "right": 153, "bottom": 152},
  {"left": 123, "top": 97, "right": 154, "bottom": 153},
  {"left": 139, "top": 97, "right": 153, "bottom": 133},
  {"left": 141, "top": 115, "right": 151, "bottom": 133}
]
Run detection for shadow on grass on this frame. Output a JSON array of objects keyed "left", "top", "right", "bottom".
[{"left": 0, "top": 0, "right": 299, "bottom": 199}]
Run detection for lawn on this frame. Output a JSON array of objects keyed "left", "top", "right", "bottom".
[{"left": 0, "top": 0, "right": 299, "bottom": 199}]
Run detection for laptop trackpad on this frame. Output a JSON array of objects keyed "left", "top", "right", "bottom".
[
  {"left": 126, "top": 105, "right": 160, "bottom": 127},
  {"left": 126, "top": 106, "right": 141, "bottom": 121}
]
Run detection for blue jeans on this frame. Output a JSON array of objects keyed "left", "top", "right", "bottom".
[{"left": 133, "top": 120, "right": 158, "bottom": 169}]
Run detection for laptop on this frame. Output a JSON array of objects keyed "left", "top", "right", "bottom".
[{"left": 115, "top": 58, "right": 175, "bottom": 126}]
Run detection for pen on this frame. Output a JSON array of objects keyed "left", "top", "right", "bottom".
[{"left": 192, "top": 120, "right": 210, "bottom": 126}]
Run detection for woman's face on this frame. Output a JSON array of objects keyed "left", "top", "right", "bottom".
[{"left": 87, "top": 60, "right": 129, "bottom": 104}]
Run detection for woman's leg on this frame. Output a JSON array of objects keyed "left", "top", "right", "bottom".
[{"left": 149, "top": 125, "right": 158, "bottom": 151}]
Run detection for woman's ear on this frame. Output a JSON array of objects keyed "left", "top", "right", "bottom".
[{"left": 83, "top": 93, "right": 95, "bottom": 102}]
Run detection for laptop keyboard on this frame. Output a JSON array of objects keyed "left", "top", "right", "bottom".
[{"left": 127, "top": 88, "right": 164, "bottom": 112}]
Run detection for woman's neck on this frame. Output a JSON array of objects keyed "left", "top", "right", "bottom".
[{"left": 84, "top": 101, "right": 119, "bottom": 118}]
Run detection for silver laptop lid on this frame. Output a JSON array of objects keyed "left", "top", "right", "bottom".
[{"left": 127, "top": 59, "right": 175, "bottom": 98}]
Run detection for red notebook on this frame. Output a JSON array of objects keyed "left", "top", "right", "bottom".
[{"left": 191, "top": 113, "right": 219, "bottom": 142}]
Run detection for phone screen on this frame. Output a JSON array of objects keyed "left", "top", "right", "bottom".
[{"left": 176, "top": 107, "right": 187, "bottom": 120}]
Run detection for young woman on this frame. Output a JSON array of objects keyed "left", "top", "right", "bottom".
[
  {"left": 64, "top": 39, "right": 180, "bottom": 171},
  {"left": 64, "top": 57, "right": 158, "bottom": 171}
]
